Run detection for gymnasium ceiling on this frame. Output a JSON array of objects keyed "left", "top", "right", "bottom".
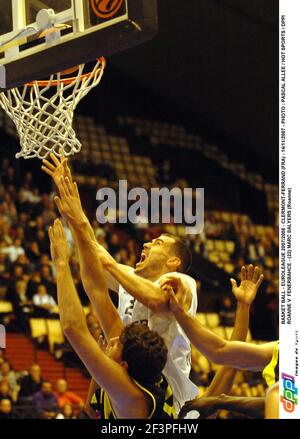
[{"left": 109, "top": 0, "right": 278, "bottom": 167}]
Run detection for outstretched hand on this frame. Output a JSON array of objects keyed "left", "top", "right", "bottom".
[
  {"left": 54, "top": 176, "right": 84, "bottom": 225},
  {"left": 41, "top": 153, "right": 73, "bottom": 187},
  {"left": 48, "top": 218, "right": 70, "bottom": 266},
  {"left": 230, "top": 264, "right": 264, "bottom": 305}
]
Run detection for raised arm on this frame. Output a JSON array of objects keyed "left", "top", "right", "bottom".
[
  {"left": 42, "top": 155, "right": 120, "bottom": 293},
  {"left": 51, "top": 175, "right": 129, "bottom": 336},
  {"left": 204, "top": 265, "right": 263, "bottom": 397},
  {"left": 84, "top": 336, "right": 107, "bottom": 419},
  {"left": 167, "top": 273, "right": 275, "bottom": 371},
  {"left": 48, "top": 219, "right": 147, "bottom": 418},
  {"left": 95, "top": 252, "right": 193, "bottom": 313}
]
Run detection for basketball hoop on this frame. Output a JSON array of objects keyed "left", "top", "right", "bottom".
[{"left": 0, "top": 57, "right": 106, "bottom": 159}]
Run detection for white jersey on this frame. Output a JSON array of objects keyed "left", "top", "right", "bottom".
[{"left": 118, "top": 271, "right": 199, "bottom": 415}]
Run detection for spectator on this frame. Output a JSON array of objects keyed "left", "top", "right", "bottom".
[
  {"left": 26, "top": 272, "right": 41, "bottom": 300},
  {"left": 10, "top": 279, "right": 31, "bottom": 331},
  {"left": 0, "top": 252, "right": 10, "bottom": 289},
  {"left": 33, "top": 284, "right": 57, "bottom": 315},
  {"left": 11, "top": 264, "right": 25, "bottom": 282},
  {"left": 40, "top": 265, "right": 56, "bottom": 298},
  {"left": 54, "top": 379, "right": 83, "bottom": 409},
  {"left": 0, "top": 361, "right": 18, "bottom": 393},
  {"left": 25, "top": 242, "right": 40, "bottom": 265},
  {"left": 1, "top": 238, "right": 25, "bottom": 263},
  {"left": 1, "top": 194, "right": 17, "bottom": 224},
  {"left": 36, "top": 230, "right": 49, "bottom": 254},
  {"left": 33, "top": 381, "right": 59, "bottom": 419},
  {"left": 18, "top": 365, "right": 43, "bottom": 399},
  {"left": 0, "top": 380, "right": 13, "bottom": 402},
  {"left": 0, "top": 398, "right": 14, "bottom": 419},
  {"left": 11, "top": 280, "right": 29, "bottom": 309}
]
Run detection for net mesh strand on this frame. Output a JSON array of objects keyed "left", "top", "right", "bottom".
[{"left": 0, "top": 58, "right": 105, "bottom": 159}]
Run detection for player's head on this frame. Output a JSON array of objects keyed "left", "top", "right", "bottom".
[
  {"left": 106, "top": 323, "right": 168, "bottom": 383},
  {"left": 134, "top": 234, "right": 192, "bottom": 279}
]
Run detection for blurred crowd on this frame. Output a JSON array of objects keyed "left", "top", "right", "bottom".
[
  {"left": 0, "top": 153, "right": 278, "bottom": 419},
  {"left": 0, "top": 350, "right": 83, "bottom": 419}
]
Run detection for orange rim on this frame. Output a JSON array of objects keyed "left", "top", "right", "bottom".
[{"left": 26, "top": 57, "right": 106, "bottom": 87}]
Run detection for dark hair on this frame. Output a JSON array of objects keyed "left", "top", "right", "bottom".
[
  {"left": 162, "top": 234, "right": 192, "bottom": 273},
  {"left": 120, "top": 323, "right": 168, "bottom": 384}
]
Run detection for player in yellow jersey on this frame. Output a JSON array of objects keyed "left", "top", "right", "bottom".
[{"left": 48, "top": 218, "right": 176, "bottom": 419}]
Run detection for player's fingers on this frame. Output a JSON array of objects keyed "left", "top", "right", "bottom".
[
  {"left": 65, "top": 177, "right": 74, "bottom": 195},
  {"left": 62, "top": 158, "right": 71, "bottom": 173},
  {"left": 57, "top": 218, "right": 63, "bottom": 232},
  {"left": 59, "top": 149, "right": 64, "bottom": 162},
  {"left": 253, "top": 266, "right": 260, "bottom": 283},
  {"left": 55, "top": 219, "right": 63, "bottom": 239},
  {"left": 162, "top": 284, "right": 175, "bottom": 296},
  {"left": 73, "top": 182, "right": 80, "bottom": 199},
  {"left": 41, "top": 166, "right": 54, "bottom": 177},
  {"left": 50, "top": 152, "right": 60, "bottom": 167},
  {"left": 241, "top": 266, "right": 246, "bottom": 281},
  {"left": 247, "top": 264, "right": 254, "bottom": 280},
  {"left": 167, "top": 286, "right": 177, "bottom": 302},
  {"left": 48, "top": 226, "right": 53, "bottom": 241},
  {"left": 256, "top": 274, "right": 264, "bottom": 289},
  {"left": 230, "top": 278, "right": 237, "bottom": 291},
  {"left": 63, "top": 159, "right": 73, "bottom": 180},
  {"left": 42, "top": 159, "right": 56, "bottom": 171},
  {"left": 58, "top": 176, "right": 68, "bottom": 199},
  {"left": 53, "top": 219, "right": 58, "bottom": 236},
  {"left": 62, "top": 176, "right": 72, "bottom": 197}
]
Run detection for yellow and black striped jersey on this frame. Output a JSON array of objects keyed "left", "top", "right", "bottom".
[
  {"left": 262, "top": 340, "right": 279, "bottom": 387},
  {"left": 90, "top": 375, "right": 176, "bottom": 419}
]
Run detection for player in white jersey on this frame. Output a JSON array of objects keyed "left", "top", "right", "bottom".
[{"left": 42, "top": 155, "right": 198, "bottom": 412}]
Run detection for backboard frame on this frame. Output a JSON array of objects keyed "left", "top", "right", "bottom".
[{"left": 0, "top": 0, "right": 158, "bottom": 90}]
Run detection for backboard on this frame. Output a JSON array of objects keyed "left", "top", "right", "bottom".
[{"left": 0, "top": 0, "right": 158, "bottom": 90}]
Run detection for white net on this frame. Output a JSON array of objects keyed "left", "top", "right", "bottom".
[{"left": 0, "top": 58, "right": 106, "bottom": 159}]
